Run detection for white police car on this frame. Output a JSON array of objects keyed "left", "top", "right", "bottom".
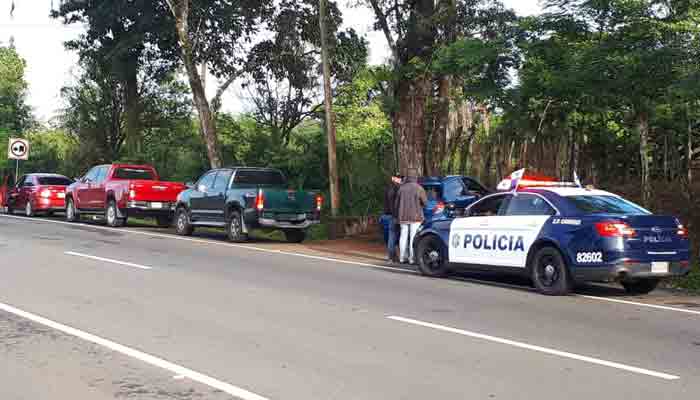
[{"left": 413, "top": 172, "right": 691, "bottom": 295}]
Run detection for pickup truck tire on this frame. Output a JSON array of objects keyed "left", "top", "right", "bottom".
[
  {"left": 227, "top": 210, "right": 248, "bottom": 242},
  {"left": 106, "top": 200, "right": 125, "bottom": 228},
  {"left": 65, "top": 198, "right": 79, "bottom": 222},
  {"left": 283, "top": 229, "right": 306, "bottom": 244},
  {"left": 175, "top": 208, "right": 194, "bottom": 236},
  {"left": 156, "top": 215, "right": 172, "bottom": 228}
]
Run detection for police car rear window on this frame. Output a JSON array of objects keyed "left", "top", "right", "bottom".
[{"left": 567, "top": 196, "right": 650, "bottom": 215}]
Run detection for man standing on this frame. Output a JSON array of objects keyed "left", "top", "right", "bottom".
[
  {"left": 383, "top": 173, "right": 402, "bottom": 261},
  {"left": 395, "top": 169, "right": 427, "bottom": 264}
]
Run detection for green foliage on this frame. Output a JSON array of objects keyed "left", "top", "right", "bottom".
[{"left": 0, "top": 46, "right": 32, "bottom": 134}]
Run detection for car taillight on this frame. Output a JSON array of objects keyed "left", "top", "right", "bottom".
[
  {"left": 255, "top": 190, "right": 264, "bottom": 211},
  {"left": 315, "top": 194, "right": 323, "bottom": 212},
  {"left": 595, "top": 221, "right": 636, "bottom": 238},
  {"left": 40, "top": 189, "right": 51, "bottom": 198},
  {"left": 677, "top": 225, "right": 689, "bottom": 238},
  {"left": 433, "top": 202, "right": 445, "bottom": 214},
  {"left": 129, "top": 190, "right": 136, "bottom": 200}
]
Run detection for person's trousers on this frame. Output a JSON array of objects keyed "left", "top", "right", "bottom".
[
  {"left": 399, "top": 222, "right": 421, "bottom": 263},
  {"left": 387, "top": 219, "right": 399, "bottom": 260}
]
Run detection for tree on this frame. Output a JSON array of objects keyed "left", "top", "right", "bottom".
[
  {"left": 0, "top": 45, "right": 32, "bottom": 134},
  {"left": 363, "top": 0, "right": 519, "bottom": 175},
  {"left": 243, "top": 0, "right": 367, "bottom": 148},
  {"left": 53, "top": 0, "right": 179, "bottom": 154},
  {"left": 163, "top": 0, "right": 272, "bottom": 169}
]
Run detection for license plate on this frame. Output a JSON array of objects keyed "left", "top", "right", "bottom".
[
  {"left": 651, "top": 262, "right": 669, "bottom": 274},
  {"left": 57, "top": 193, "right": 65, "bottom": 199},
  {"left": 151, "top": 202, "right": 163, "bottom": 209}
]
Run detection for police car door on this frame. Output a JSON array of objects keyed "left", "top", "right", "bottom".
[
  {"left": 449, "top": 194, "right": 511, "bottom": 266},
  {"left": 493, "top": 193, "right": 556, "bottom": 268}
]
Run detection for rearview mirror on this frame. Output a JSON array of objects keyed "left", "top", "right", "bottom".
[{"left": 185, "top": 182, "right": 194, "bottom": 189}]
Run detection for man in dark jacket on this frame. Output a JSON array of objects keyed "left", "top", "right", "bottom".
[
  {"left": 395, "top": 169, "right": 427, "bottom": 264},
  {"left": 383, "top": 173, "right": 402, "bottom": 261}
]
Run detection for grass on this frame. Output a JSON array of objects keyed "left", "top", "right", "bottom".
[{"left": 669, "top": 266, "right": 700, "bottom": 294}]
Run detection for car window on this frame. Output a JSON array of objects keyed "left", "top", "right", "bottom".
[
  {"left": 196, "top": 172, "right": 217, "bottom": 190},
  {"left": 84, "top": 167, "right": 99, "bottom": 182},
  {"left": 468, "top": 195, "right": 509, "bottom": 217},
  {"left": 23, "top": 176, "right": 35, "bottom": 187},
  {"left": 37, "top": 176, "right": 73, "bottom": 186},
  {"left": 94, "top": 166, "right": 109, "bottom": 184},
  {"left": 113, "top": 167, "right": 155, "bottom": 180},
  {"left": 463, "top": 178, "right": 487, "bottom": 195},
  {"left": 423, "top": 184, "right": 442, "bottom": 202},
  {"left": 15, "top": 175, "right": 26, "bottom": 187},
  {"left": 506, "top": 194, "right": 556, "bottom": 216},
  {"left": 212, "top": 170, "right": 233, "bottom": 192},
  {"left": 567, "top": 195, "right": 650, "bottom": 215},
  {"left": 233, "top": 170, "right": 286, "bottom": 185},
  {"left": 443, "top": 179, "right": 465, "bottom": 200}
]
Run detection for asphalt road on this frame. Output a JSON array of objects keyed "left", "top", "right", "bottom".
[{"left": 1, "top": 214, "right": 700, "bottom": 400}]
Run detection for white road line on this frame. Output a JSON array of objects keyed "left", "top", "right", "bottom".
[
  {"left": 578, "top": 295, "right": 700, "bottom": 316},
  {"left": 65, "top": 251, "right": 153, "bottom": 270},
  {"left": 3, "top": 214, "right": 699, "bottom": 317},
  {"left": 0, "top": 301, "right": 270, "bottom": 400},
  {"left": 388, "top": 315, "right": 680, "bottom": 381}
]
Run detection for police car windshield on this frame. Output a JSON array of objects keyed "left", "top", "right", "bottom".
[{"left": 567, "top": 195, "right": 650, "bottom": 215}]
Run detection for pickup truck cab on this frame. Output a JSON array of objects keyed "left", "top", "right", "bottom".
[
  {"left": 174, "top": 167, "right": 322, "bottom": 243},
  {"left": 65, "top": 164, "right": 186, "bottom": 227}
]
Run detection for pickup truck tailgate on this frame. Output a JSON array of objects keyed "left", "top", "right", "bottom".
[
  {"left": 129, "top": 180, "right": 187, "bottom": 202},
  {"left": 262, "top": 189, "right": 316, "bottom": 213}
]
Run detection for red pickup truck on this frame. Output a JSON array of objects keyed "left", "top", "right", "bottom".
[{"left": 64, "top": 164, "right": 186, "bottom": 227}]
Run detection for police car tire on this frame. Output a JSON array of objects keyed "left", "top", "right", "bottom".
[
  {"left": 531, "top": 247, "right": 573, "bottom": 296},
  {"left": 621, "top": 279, "right": 660, "bottom": 295},
  {"left": 417, "top": 235, "right": 450, "bottom": 278}
]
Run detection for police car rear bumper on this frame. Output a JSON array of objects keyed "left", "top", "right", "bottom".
[{"left": 574, "top": 261, "right": 691, "bottom": 282}]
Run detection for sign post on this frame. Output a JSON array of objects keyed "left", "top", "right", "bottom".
[{"left": 7, "top": 138, "right": 29, "bottom": 181}]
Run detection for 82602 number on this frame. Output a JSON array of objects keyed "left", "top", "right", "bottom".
[{"left": 576, "top": 252, "right": 603, "bottom": 263}]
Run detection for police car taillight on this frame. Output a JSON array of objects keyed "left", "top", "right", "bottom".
[{"left": 595, "top": 222, "right": 636, "bottom": 238}]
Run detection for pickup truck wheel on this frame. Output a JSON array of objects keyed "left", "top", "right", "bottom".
[
  {"left": 283, "top": 229, "right": 306, "bottom": 244},
  {"left": 227, "top": 210, "right": 248, "bottom": 243},
  {"left": 156, "top": 215, "right": 172, "bottom": 228},
  {"left": 106, "top": 200, "right": 125, "bottom": 227},
  {"left": 65, "top": 198, "right": 79, "bottom": 222},
  {"left": 175, "top": 208, "right": 194, "bottom": 236}
]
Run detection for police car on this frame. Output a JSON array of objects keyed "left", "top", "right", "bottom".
[{"left": 413, "top": 171, "right": 691, "bottom": 295}]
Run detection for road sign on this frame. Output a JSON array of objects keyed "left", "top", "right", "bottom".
[{"left": 8, "top": 138, "right": 29, "bottom": 160}]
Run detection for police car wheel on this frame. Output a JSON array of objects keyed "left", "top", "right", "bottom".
[
  {"left": 621, "top": 278, "right": 660, "bottom": 295},
  {"left": 531, "top": 247, "right": 573, "bottom": 296},
  {"left": 417, "top": 235, "right": 450, "bottom": 278}
]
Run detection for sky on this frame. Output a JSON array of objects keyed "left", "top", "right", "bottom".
[{"left": 0, "top": 0, "right": 543, "bottom": 123}]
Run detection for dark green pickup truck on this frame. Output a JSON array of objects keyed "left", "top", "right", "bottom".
[{"left": 174, "top": 167, "right": 322, "bottom": 243}]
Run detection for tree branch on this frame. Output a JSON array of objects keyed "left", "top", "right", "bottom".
[{"left": 368, "top": 0, "right": 398, "bottom": 61}]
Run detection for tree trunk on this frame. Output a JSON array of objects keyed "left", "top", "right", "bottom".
[
  {"left": 638, "top": 111, "right": 652, "bottom": 207},
  {"left": 395, "top": 77, "right": 429, "bottom": 175},
  {"left": 686, "top": 102, "right": 694, "bottom": 230},
  {"left": 430, "top": 75, "right": 451, "bottom": 176},
  {"left": 123, "top": 67, "right": 141, "bottom": 156},
  {"left": 169, "top": 0, "right": 222, "bottom": 169}
]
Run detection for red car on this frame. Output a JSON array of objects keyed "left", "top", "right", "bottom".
[
  {"left": 7, "top": 174, "right": 73, "bottom": 217},
  {"left": 64, "top": 164, "right": 186, "bottom": 227}
]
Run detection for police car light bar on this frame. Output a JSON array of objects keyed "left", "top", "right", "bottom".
[{"left": 497, "top": 177, "right": 579, "bottom": 191}]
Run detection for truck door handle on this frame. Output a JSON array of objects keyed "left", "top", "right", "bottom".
[{"left": 479, "top": 222, "right": 489, "bottom": 227}]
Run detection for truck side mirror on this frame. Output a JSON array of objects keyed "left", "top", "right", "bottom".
[{"left": 185, "top": 182, "right": 194, "bottom": 189}]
